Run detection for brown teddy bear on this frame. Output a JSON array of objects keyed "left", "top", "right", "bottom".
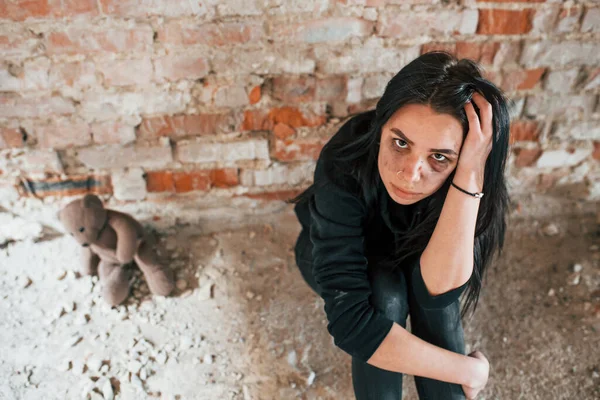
[{"left": 58, "top": 194, "right": 174, "bottom": 306}]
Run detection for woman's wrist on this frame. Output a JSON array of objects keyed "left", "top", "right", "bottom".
[{"left": 454, "top": 164, "right": 484, "bottom": 193}]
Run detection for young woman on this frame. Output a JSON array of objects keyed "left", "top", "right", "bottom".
[{"left": 290, "top": 51, "right": 511, "bottom": 399}]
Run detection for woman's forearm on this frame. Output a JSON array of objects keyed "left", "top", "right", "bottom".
[
  {"left": 420, "top": 166, "right": 482, "bottom": 295},
  {"left": 367, "top": 323, "right": 485, "bottom": 387}
]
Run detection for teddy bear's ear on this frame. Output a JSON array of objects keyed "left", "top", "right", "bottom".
[{"left": 82, "top": 194, "right": 104, "bottom": 209}]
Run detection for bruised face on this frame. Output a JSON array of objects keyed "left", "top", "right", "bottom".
[{"left": 378, "top": 103, "right": 464, "bottom": 205}]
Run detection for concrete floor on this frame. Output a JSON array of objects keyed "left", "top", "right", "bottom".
[{"left": 0, "top": 198, "right": 599, "bottom": 399}]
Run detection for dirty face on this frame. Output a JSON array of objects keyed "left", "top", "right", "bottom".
[{"left": 378, "top": 103, "right": 464, "bottom": 205}]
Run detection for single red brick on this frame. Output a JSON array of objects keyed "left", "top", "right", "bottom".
[
  {"left": 146, "top": 171, "right": 175, "bottom": 192},
  {"left": 316, "top": 76, "right": 347, "bottom": 101},
  {"left": 248, "top": 85, "right": 261, "bottom": 105},
  {"left": 47, "top": 27, "right": 152, "bottom": 55},
  {"left": 514, "top": 147, "right": 542, "bottom": 167},
  {"left": 274, "top": 138, "right": 327, "bottom": 161},
  {"left": 273, "top": 123, "right": 295, "bottom": 140},
  {"left": 478, "top": 9, "right": 535, "bottom": 35},
  {"left": 421, "top": 42, "right": 456, "bottom": 55},
  {"left": 455, "top": 42, "right": 500, "bottom": 65},
  {"left": 36, "top": 120, "right": 91, "bottom": 149},
  {"left": 242, "top": 189, "right": 304, "bottom": 201},
  {"left": 137, "top": 114, "right": 234, "bottom": 139},
  {"left": 502, "top": 68, "right": 546, "bottom": 92},
  {"left": 242, "top": 107, "right": 326, "bottom": 131},
  {"left": 593, "top": 141, "right": 600, "bottom": 161},
  {"left": 0, "top": 127, "right": 25, "bottom": 148},
  {"left": 154, "top": 53, "right": 209, "bottom": 81},
  {"left": 91, "top": 121, "right": 135, "bottom": 145},
  {"left": 510, "top": 120, "right": 540, "bottom": 143},
  {"left": 0, "top": 0, "right": 52, "bottom": 21},
  {"left": 271, "top": 76, "right": 316, "bottom": 103},
  {"left": 173, "top": 171, "right": 211, "bottom": 193},
  {"left": 60, "top": 0, "right": 99, "bottom": 17},
  {"left": 157, "top": 21, "right": 263, "bottom": 47},
  {"left": 209, "top": 168, "right": 239, "bottom": 188}
]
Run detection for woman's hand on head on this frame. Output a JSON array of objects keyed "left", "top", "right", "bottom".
[
  {"left": 456, "top": 92, "right": 494, "bottom": 188},
  {"left": 462, "top": 350, "right": 490, "bottom": 400}
]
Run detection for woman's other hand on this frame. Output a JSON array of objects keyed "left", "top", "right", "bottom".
[
  {"left": 456, "top": 92, "right": 494, "bottom": 191},
  {"left": 462, "top": 350, "right": 490, "bottom": 399}
]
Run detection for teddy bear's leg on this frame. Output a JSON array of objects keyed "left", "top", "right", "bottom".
[
  {"left": 98, "top": 261, "right": 131, "bottom": 306},
  {"left": 80, "top": 247, "right": 100, "bottom": 276},
  {"left": 134, "top": 240, "right": 174, "bottom": 297}
]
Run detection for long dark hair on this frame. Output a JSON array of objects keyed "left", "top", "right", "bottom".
[{"left": 289, "top": 51, "right": 511, "bottom": 318}]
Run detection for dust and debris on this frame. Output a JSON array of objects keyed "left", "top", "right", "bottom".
[{"left": 0, "top": 200, "right": 599, "bottom": 399}]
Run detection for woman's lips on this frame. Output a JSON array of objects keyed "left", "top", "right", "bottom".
[{"left": 392, "top": 184, "right": 421, "bottom": 198}]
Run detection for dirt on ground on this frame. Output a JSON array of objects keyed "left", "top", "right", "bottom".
[{"left": 0, "top": 196, "right": 598, "bottom": 400}]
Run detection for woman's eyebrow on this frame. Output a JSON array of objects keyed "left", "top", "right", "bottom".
[{"left": 390, "top": 128, "right": 458, "bottom": 157}]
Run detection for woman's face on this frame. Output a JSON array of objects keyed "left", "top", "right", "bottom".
[{"left": 378, "top": 103, "right": 464, "bottom": 205}]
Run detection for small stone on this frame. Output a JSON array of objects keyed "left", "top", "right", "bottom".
[
  {"left": 592, "top": 370, "right": 599, "bottom": 379},
  {"left": 541, "top": 223, "right": 559, "bottom": 236},
  {"left": 155, "top": 351, "right": 167, "bottom": 365},
  {"left": 572, "top": 263, "right": 583, "bottom": 273},
  {"left": 101, "top": 379, "right": 114, "bottom": 400},
  {"left": 140, "top": 367, "right": 148, "bottom": 380},
  {"left": 246, "top": 291, "right": 255, "bottom": 300},
  {"left": 66, "top": 334, "right": 82, "bottom": 347},
  {"left": 548, "top": 288, "right": 555, "bottom": 296},
  {"left": 590, "top": 244, "right": 599, "bottom": 252},
  {"left": 71, "top": 360, "right": 85, "bottom": 375},
  {"left": 58, "top": 360, "right": 71, "bottom": 372},
  {"left": 81, "top": 379, "right": 95, "bottom": 398},
  {"left": 287, "top": 351, "right": 297, "bottom": 368},
  {"left": 100, "top": 364, "right": 109, "bottom": 374},
  {"left": 307, "top": 371, "right": 316, "bottom": 386},
  {"left": 197, "top": 282, "right": 214, "bottom": 301},
  {"left": 128, "top": 360, "right": 142, "bottom": 374},
  {"left": 130, "top": 373, "right": 144, "bottom": 390},
  {"left": 56, "top": 270, "right": 67, "bottom": 280},
  {"left": 203, "top": 354, "right": 214, "bottom": 365},
  {"left": 20, "top": 276, "right": 32, "bottom": 288},
  {"left": 74, "top": 314, "right": 89, "bottom": 325},
  {"left": 176, "top": 279, "right": 188, "bottom": 290},
  {"left": 180, "top": 336, "right": 193, "bottom": 350},
  {"left": 567, "top": 273, "right": 580, "bottom": 286},
  {"left": 87, "top": 356, "right": 102, "bottom": 372},
  {"left": 249, "top": 231, "right": 256, "bottom": 239}
]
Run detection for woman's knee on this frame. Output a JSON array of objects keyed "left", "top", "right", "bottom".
[{"left": 368, "top": 266, "right": 409, "bottom": 327}]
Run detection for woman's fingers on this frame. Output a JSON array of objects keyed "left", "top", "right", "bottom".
[
  {"left": 470, "top": 92, "right": 493, "bottom": 138},
  {"left": 464, "top": 101, "right": 481, "bottom": 134}
]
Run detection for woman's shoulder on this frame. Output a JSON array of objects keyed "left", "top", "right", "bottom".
[{"left": 315, "top": 110, "right": 376, "bottom": 195}]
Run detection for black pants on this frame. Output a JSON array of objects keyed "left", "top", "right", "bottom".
[{"left": 295, "top": 232, "right": 466, "bottom": 400}]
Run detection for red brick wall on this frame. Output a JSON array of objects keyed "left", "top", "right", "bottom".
[{"left": 0, "top": 0, "right": 599, "bottom": 204}]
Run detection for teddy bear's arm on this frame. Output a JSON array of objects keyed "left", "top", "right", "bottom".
[{"left": 108, "top": 213, "right": 139, "bottom": 264}]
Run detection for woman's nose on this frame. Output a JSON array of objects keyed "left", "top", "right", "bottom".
[{"left": 399, "top": 157, "right": 422, "bottom": 183}]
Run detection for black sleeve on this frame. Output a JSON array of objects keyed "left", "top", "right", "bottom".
[{"left": 308, "top": 159, "right": 394, "bottom": 362}]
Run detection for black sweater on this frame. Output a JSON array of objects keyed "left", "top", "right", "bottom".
[{"left": 293, "top": 111, "right": 468, "bottom": 362}]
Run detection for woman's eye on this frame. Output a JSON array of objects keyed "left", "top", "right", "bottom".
[
  {"left": 79, "top": 227, "right": 85, "bottom": 233},
  {"left": 432, "top": 153, "right": 447, "bottom": 162},
  {"left": 393, "top": 139, "right": 408, "bottom": 149}
]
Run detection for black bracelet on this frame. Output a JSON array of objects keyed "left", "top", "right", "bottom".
[{"left": 451, "top": 182, "right": 484, "bottom": 198}]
